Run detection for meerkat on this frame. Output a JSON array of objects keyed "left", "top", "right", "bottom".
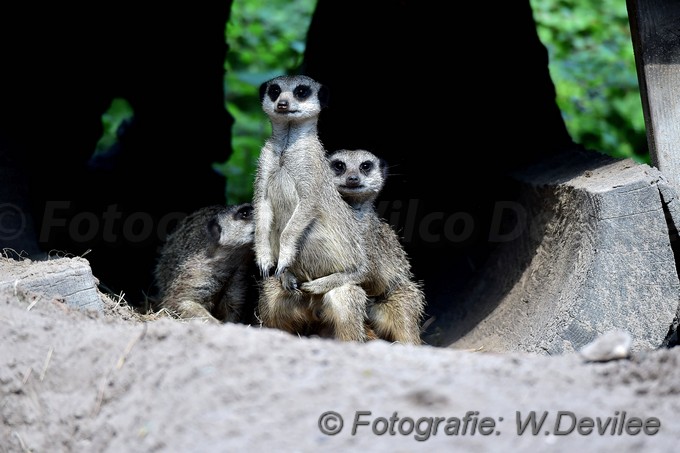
[
  {"left": 153, "top": 203, "right": 258, "bottom": 325},
  {"left": 324, "top": 149, "right": 427, "bottom": 344},
  {"left": 253, "top": 74, "right": 369, "bottom": 342}
]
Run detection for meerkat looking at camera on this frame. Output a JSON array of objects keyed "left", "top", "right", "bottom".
[
  {"left": 153, "top": 203, "right": 258, "bottom": 325},
  {"left": 325, "top": 149, "right": 426, "bottom": 344},
  {"left": 253, "top": 74, "right": 369, "bottom": 342}
]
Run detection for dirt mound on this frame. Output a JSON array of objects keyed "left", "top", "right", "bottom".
[{"left": 1, "top": 286, "right": 679, "bottom": 452}]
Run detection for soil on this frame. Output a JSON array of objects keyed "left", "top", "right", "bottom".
[{"left": 2, "top": 283, "right": 680, "bottom": 452}]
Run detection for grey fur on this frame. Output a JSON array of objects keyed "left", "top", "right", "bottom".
[
  {"left": 327, "top": 149, "right": 426, "bottom": 344},
  {"left": 153, "top": 203, "right": 257, "bottom": 324},
  {"left": 253, "top": 75, "right": 369, "bottom": 341}
]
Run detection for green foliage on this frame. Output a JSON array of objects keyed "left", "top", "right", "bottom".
[
  {"left": 93, "top": 98, "right": 134, "bottom": 156},
  {"left": 217, "top": 0, "right": 317, "bottom": 204},
  {"left": 531, "top": 0, "right": 649, "bottom": 163}
]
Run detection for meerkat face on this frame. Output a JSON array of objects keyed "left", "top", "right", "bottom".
[
  {"left": 259, "top": 75, "right": 329, "bottom": 123},
  {"left": 328, "top": 149, "right": 387, "bottom": 206},
  {"left": 208, "top": 203, "right": 255, "bottom": 248}
]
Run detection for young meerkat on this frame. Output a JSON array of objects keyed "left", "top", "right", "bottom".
[
  {"left": 253, "top": 74, "right": 369, "bottom": 342},
  {"left": 153, "top": 203, "right": 258, "bottom": 324},
  {"left": 325, "top": 149, "right": 427, "bottom": 344}
]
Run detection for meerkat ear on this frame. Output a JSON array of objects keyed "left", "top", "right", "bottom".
[
  {"left": 379, "top": 157, "right": 389, "bottom": 181},
  {"left": 207, "top": 217, "right": 222, "bottom": 242},
  {"left": 259, "top": 81, "right": 268, "bottom": 103},
  {"left": 317, "top": 85, "right": 330, "bottom": 109}
]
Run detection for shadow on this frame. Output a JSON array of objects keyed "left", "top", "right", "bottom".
[
  {"left": 301, "top": 0, "right": 580, "bottom": 346},
  {"left": 0, "top": 3, "right": 234, "bottom": 304}
]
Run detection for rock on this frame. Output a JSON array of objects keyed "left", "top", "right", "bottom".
[{"left": 579, "top": 329, "right": 633, "bottom": 362}]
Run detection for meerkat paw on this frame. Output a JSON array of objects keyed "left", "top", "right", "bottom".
[
  {"left": 276, "top": 267, "right": 300, "bottom": 293},
  {"left": 174, "top": 300, "right": 221, "bottom": 324},
  {"left": 257, "top": 257, "right": 276, "bottom": 277}
]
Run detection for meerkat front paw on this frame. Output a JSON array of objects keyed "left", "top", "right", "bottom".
[
  {"left": 276, "top": 267, "right": 300, "bottom": 293},
  {"left": 257, "top": 256, "right": 276, "bottom": 277}
]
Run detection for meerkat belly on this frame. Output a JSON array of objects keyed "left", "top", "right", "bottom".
[
  {"left": 360, "top": 234, "right": 391, "bottom": 295},
  {"left": 290, "top": 212, "right": 363, "bottom": 280},
  {"left": 368, "top": 221, "right": 411, "bottom": 296},
  {"left": 267, "top": 168, "right": 299, "bottom": 254}
]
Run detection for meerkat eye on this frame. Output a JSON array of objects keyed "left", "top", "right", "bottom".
[
  {"left": 293, "top": 85, "right": 312, "bottom": 100},
  {"left": 360, "top": 161, "right": 374, "bottom": 174},
  {"left": 267, "top": 84, "right": 281, "bottom": 102},
  {"left": 236, "top": 205, "right": 254, "bottom": 220},
  {"left": 330, "top": 160, "right": 346, "bottom": 175}
]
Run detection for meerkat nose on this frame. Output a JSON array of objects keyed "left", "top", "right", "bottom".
[{"left": 277, "top": 100, "right": 289, "bottom": 110}]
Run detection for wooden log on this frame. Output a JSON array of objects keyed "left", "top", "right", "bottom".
[
  {"left": 424, "top": 149, "right": 680, "bottom": 354},
  {"left": 627, "top": 0, "right": 680, "bottom": 193},
  {"left": 0, "top": 256, "right": 104, "bottom": 312}
]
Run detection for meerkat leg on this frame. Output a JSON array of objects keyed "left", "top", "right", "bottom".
[
  {"left": 318, "top": 283, "right": 368, "bottom": 342},
  {"left": 215, "top": 271, "right": 249, "bottom": 324},
  {"left": 367, "top": 286, "right": 425, "bottom": 345},
  {"left": 314, "top": 321, "right": 378, "bottom": 340},
  {"left": 300, "top": 268, "right": 365, "bottom": 295},
  {"left": 162, "top": 299, "right": 221, "bottom": 324},
  {"left": 258, "top": 276, "right": 312, "bottom": 335},
  {"left": 364, "top": 323, "right": 380, "bottom": 341},
  {"left": 254, "top": 194, "right": 276, "bottom": 276}
]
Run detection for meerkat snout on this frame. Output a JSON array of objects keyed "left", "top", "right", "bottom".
[{"left": 346, "top": 175, "right": 360, "bottom": 186}]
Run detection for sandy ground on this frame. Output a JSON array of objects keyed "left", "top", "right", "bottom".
[{"left": 1, "top": 285, "right": 679, "bottom": 453}]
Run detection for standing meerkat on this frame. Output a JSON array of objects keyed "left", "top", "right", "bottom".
[
  {"left": 153, "top": 203, "right": 258, "bottom": 324},
  {"left": 253, "top": 74, "right": 369, "bottom": 342},
  {"left": 325, "top": 149, "right": 426, "bottom": 344}
]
